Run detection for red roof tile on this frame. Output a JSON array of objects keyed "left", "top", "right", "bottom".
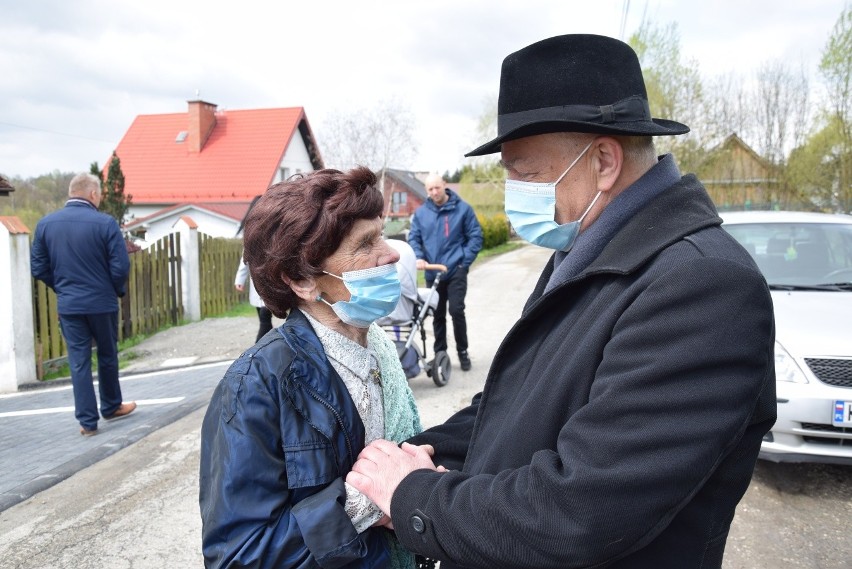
[{"left": 113, "top": 106, "right": 313, "bottom": 203}]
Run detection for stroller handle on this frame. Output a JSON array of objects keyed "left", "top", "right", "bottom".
[{"left": 422, "top": 263, "right": 448, "bottom": 273}]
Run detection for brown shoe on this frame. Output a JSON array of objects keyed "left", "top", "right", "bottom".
[
  {"left": 80, "top": 427, "right": 98, "bottom": 436},
  {"left": 103, "top": 401, "right": 137, "bottom": 420}
]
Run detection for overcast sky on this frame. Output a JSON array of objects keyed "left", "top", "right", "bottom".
[{"left": 0, "top": 0, "right": 845, "bottom": 180}]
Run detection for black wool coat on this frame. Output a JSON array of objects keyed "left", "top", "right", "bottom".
[{"left": 395, "top": 175, "right": 777, "bottom": 569}]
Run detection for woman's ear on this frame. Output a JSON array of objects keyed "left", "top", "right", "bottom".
[
  {"left": 592, "top": 137, "right": 623, "bottom": 193},
  {"left": 285, "top": 275, "right": 318, "bottom": 303}
]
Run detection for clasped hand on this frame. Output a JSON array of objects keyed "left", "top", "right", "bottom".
[{"left": 347, "top": 440, "right": 446, "bottom": 528}]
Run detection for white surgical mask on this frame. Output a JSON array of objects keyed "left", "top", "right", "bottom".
[{"left": 504, "top": 141, "right": 602, "bottom": 252}]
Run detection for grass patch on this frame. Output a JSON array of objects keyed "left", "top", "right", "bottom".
[
  {"left": 415, "top": 240, "right": 526, "bottom": 286},
  {"left": 40, "top": 329, "right": 173, "bottom": 381},
  {"left": 475, "top": 240, "right": 525, "bottom": 262},
  {"left": 221, "top": 302, "right": 257, "bottom": 318}
]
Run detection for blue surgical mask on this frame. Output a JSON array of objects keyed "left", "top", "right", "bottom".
[
  {"left": 504, "top": 141, "right": 602, "bottom": 252},
  {"left": 318, "top": 263, "right": 401, "bottom": 328}
]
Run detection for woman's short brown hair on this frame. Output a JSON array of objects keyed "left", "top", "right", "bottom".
[{"left": 243, "top": 167, "right": 384, "bottom": 317}]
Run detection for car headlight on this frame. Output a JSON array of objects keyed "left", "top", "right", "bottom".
[{"left": 774, "top": 341, "right": 808, "bottom": 384}]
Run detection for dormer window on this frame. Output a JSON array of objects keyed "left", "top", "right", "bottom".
[{"left": 175, "top": 131, "right": 188, "bottom": 143}]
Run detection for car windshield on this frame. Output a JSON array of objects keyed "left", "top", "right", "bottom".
[{"left": 724, "top": 222, "right": 852, "bottom": 287}]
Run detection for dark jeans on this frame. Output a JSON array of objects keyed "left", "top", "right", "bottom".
[
  {"left": 427, "top": 266, "right": 469, "bottom": 354},
  {"left": 256, "top": 306, "right": 273, "bottom": 342},
  {"left": 59, "top": 312, "right": 123, "bottom": 430}
]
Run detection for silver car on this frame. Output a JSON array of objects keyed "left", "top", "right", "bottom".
[{"left": 721, "top": 211, "right": 852, "bottom": 465}]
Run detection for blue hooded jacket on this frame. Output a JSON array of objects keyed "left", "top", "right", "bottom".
[
  {"left": 31, "top": 199, "right": 130, "bottom": 315},
  {"left": 408, "top": 189, "right": 482, "bottom": 280}
]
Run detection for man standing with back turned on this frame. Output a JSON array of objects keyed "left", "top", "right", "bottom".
[
  {"left": 408, "top": 172, "right": 482, "bottom": 371},
  {"left": 348, "top": 34, "right": 776, "bottom": 568},
  {"left": 32, "top": 173, "right": 136, "bottom": 437}
]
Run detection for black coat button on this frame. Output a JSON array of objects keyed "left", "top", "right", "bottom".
[{"left": 411, "top": 515, "right": 425, "bottom": 533}]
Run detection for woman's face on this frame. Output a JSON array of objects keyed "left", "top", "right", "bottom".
[{"left": 318, "top": 217, "right": 400, "bottom": 303}]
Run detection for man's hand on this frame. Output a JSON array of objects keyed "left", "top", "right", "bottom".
[
  {"left": 235, "top": 283, "right": 245, "bottom": 292},
  {"left": 415, "top": 259, "right": 427, "bottom": 270},
  {"left": 347, "top": 440, "right": 445, "bottom": 516}
]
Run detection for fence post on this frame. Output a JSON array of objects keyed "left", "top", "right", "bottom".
[
  {"left": 175, "top": 216, "right": 201, "bottom": 322},
  {"left": 0, "top": 217, "right": 37, "bottom": 392}
]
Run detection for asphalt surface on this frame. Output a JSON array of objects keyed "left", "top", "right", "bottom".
[
  {"left": 1, "top": 243, "right": 848, "bottom": 568},
  {"left": 0, "top": 244, "right": 553, "bottom": 568}
]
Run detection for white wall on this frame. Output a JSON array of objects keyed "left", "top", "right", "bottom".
[
  {"left": 136, "top": 209, "right": 239, "bottom": 249},
  {"left": 276, "top": 133, "right": 316, "bottom": 182}
]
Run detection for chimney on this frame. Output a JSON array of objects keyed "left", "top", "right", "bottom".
[{"left": 187, "top": 100, "right": 217, "bottom": 153}]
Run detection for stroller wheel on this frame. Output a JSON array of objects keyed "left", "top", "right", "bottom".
[{"left": 431, "top": 351, "right": 451, "bottom": 387}]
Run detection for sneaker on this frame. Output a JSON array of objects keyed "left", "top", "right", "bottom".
[
  {"left": 80, "top": 427, "right": 98, "bottom": 437},
  {"left": 458, "top": 350, "right": 471, "bottom": 371},
  {"left": 103, "top": 401, "right": 137, "bottom": 420}
]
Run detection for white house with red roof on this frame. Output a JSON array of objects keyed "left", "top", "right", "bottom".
[{"left": 117, "top": 100, "right": 323, "bottom": 246}]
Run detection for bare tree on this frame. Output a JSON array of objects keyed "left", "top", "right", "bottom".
[
  {"left": 703, "top": 72, "right": 752, "bottom": 146},
  {"left": 318, "top": 98, "right": 418, "bottom": 172},
  {"left": 754, "top": 61, "right": 810, "bottom": 166}
]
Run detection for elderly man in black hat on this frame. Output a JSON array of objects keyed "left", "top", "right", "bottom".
[{"left": 348, "top": 34, "right": 776, "bottom": 569}]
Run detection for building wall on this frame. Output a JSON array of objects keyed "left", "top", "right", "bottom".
[
  {"left": 699, "top": 138, "right": 777, "bottom": 210},
  {"left": 135, "top": 210, "right": 239, "bottom": 249},
  {"left": 276, "top": 134, "right": 315, "bottom": 183},
  {"left": 382, "top": 177, "right": 424, "bottom": 219}
]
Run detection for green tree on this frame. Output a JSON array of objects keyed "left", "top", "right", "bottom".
[
  {"left": 818, "top": 3, "right": 852, "bottom": 212},
  {"left": 96, "top": 152, "right": 132, "bottom": 225},
  {"left": 629, "top": 21, "right": 708, "bottom": 173},
  {"left": 786, "top": 116, "right": 846, "bottom": 211}
]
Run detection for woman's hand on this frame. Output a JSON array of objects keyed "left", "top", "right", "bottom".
[{"left": 347, "top": 440, "right": 446, "bottom": 517}]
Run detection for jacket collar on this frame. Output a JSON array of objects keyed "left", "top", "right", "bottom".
[
  {"left": 527, "top": 175, "right": 721, "bottom": 309},
  {"left": 278, "top": 308, "right": 366, "bottom": 467},
  {"left": 427, "top": 188, "right": 459, "bottom": 212},
  {"left": 584, "top": 174, "right": 721, "bottom": 276},
  {"left": 66, "top": 197, "right": 98, "bottom": 210}
]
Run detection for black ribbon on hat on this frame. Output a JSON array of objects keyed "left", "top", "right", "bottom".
[{"left": 498, "top": 95, "right": 652, "bottom": 135}]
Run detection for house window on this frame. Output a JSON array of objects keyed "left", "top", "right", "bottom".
[
  {"left": 280, "top": 167, "right": 290, "bottom": 181},
  {"left": 392, "top": 192, "right": 407, "bottom": 214}
]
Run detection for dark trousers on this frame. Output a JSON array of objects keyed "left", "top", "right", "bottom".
[
  {"left": 256, "top": 306, "right": 273, "bottom": 342},
  {"left": 59, "top": 312, "right": 123, "bottom": 430},
  {"left": 427, "top": 266, "right": 469, "bottom": 354}
]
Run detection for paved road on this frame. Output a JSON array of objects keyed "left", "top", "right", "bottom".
[
  {"left": 0, "top": 244, "right": 551, "bottom": 568},
  {"left": 1, "top": 244, "right": 849, "bottom": 568}
]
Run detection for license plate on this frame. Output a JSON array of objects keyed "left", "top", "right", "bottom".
[{"left": 833, "top": 400, "right": 852, "bottom": 427}]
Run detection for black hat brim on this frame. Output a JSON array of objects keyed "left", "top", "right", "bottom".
[{"left": 465, "top": 117, "right": 690, "bottom": 157}]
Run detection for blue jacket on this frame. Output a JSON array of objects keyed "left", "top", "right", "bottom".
[
  {"left": 408, "top": 189, "right": 482, "bottom": 280},
  {"left": 199, "top": 309, "right": 392, "bottom": 569},
  {"left": 31, "top": 199, "right": 130, "bottom": 315}
]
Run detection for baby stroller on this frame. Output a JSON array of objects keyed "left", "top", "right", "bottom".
[{"left": 378, "top": 239, "right": 451, "bottom": 387}]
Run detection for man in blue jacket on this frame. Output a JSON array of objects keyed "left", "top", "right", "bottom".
[
  {"left": 408, "top": 173, "right": 483, "bottom": 371},
  {"left": 31, "top": 173, "right": 136, "bottom": 436}
]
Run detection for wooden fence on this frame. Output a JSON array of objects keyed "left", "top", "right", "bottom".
[
  {"left": 122, "top": 233, "right": 184, "bottom": 339},
  {"left": 31, "top": 231, "right": 245, "bottom": 379},
  {"left": 32, "top": 233, "right": 184, "bottom": 377},
  {"left": 199, "top": 234, "right": 244, "bottom": 318}
]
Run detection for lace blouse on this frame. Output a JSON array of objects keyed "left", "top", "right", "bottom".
[{"left": 303, "top": 313, "right": 386, "bottom": 532}]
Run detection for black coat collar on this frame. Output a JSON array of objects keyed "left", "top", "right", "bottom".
[{"left": 527, "top": 175, "right": 721, "bottom": 308}]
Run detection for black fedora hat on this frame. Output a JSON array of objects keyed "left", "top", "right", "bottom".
[{"left": 466, "top": 34, "right": 689, "bottom": 157}]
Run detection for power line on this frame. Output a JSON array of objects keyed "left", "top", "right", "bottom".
[{"left": 0, "top": 121, "right": 114, "bottom": 144}]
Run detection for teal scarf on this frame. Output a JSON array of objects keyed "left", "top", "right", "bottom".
[{"left": 368, "top": 324, "right": 422, "bottom": 569}]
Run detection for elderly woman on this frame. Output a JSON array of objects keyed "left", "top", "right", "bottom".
[{"left": 199, "top": 167, "right": 429, "bottom": 569}]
